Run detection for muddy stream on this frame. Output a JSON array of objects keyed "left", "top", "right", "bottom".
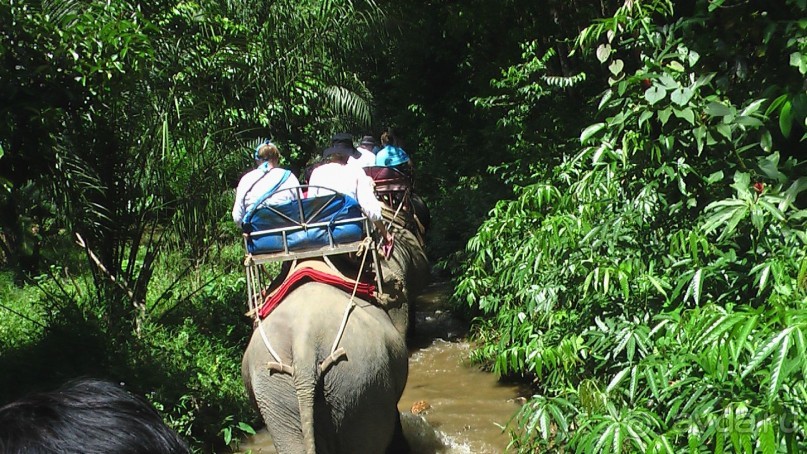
[{"left": 241, "top": 281, "right": 528, "bottom": 453}]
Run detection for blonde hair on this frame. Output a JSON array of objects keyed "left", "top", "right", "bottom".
[
  {"left": 256, "top": 143, "right": 281, "bottom": 163},
  {"left": 327, "top": 152, "right": 349, "bottom": 164}
]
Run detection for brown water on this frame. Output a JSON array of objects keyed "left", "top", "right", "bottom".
[{"left": 240, "top": 282, "right": 528, "bottom": 453}]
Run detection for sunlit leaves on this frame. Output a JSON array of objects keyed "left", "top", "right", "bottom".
[
  {"left": 581, "top": 123, "right": 606, "bottom": 144},
  {"left": 644, "top": 86, "right": 666, "bottom": 105},
  {"left": 456, "top": 0, "right": 807, "bottom": 452},
  {"left": 670, "top": 87, "right": 693, "bottom": 106}
]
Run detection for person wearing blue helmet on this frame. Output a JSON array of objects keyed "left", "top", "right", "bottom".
[{"left": 375, "top": 130, "right": 410, "bottom": 168}]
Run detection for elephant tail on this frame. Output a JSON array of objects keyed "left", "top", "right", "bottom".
[{"left": 293, "top": 343, "right": 320, "bottom": 454}]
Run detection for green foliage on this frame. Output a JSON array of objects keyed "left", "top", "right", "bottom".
[
  {"left": 0, "top": 271, "right": 46, "bottom": 351},
  {"left": 0, "top": 239, "right": 255, "bottom": 451},
  {"left": 456, "top": 1, "right": 807, "bottom": 452}
]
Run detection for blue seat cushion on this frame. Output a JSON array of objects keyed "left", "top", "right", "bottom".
[{"left": 243, "top": 193, "right": 365, "bottom": 254}]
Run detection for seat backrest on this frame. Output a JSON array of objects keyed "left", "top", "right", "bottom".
[
  {"left": 364, "top": 166, "right": 412, "bottom": 191},
  {"left": 242, "top": 185, "right": 363, "bottom": 234}
]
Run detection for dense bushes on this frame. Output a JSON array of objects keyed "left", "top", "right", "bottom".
[
  {"left": 1, "top": 0, "right": 384, "bottom": 450},
  {"left": 0, "top": 239, "right": 257, "bottom": 451},
  {"left": 456, "top": 1, "right": 807, "bottom": 452}
]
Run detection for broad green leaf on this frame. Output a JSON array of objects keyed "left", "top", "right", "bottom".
[
  {"left": 715, "top": 123, "right": 732, "bottom": 140},
  {"left": 706, "top": 101, "right": 732, "bottom": 117},
  {"left": 756, "top": 264, "right": 771, "bottom": 295},
  {"left": 769, "top": 334, "right": 791, "bottom": 398},
  {"left": 781, "top": 177, "right": 807, "bottom": 210},
  {"left": 628, "top": 366, "right": 638, "bottom": 403},
  {"left": 609, "top": 59, "right": 624, "bottom": 75},
  {"left": 238, "top": 422, "right": 256, "bottom": 435},
  {"left": 658, "top": 107, "right": 673, "bottom": 125},
  {"left": 694, "top": 125, "right": 706, "bottom": 152},
  {"left": 695, "top": 313, "right": 738, "bottom": 347},
  {"left": 645, "top": 86, "right": 666, "bottom": 105},
  {"left": 731, "top": 172, "right": 752, "bottom": 199},
  {"left": 780, "top": 100, "right": 793, "bottom": 138},
  {"left": 715, "top": 429, "right": 725, "bottom": 454},
  {"left": 790, "top": 51, "right": 807, "bottom": 74},
  {"left": 702, "top": 206, "right": 738, "bottom": 235},
  {"left": 758, "top": 152, "right": 786, "bottom": 183},
  {"left": 639, "top": 110, "right": 653, "bottom": 127},
  {"left": 706, "top": 170, "right": 724, "bottom": 184},
  {"left": 597, "top": 44, "right": 612, "bottom": 63},
  {"left": 594, "top": 423, "right": 617, "bottom": 453},
  {"left": 607, "top": 367, "right": 630, "bottom": 392},
  {"left": 619, "top": 271, "right": 629, "bottom": 300},
  {"left": 613, "top": 424, "right": 624, "bottom": 453},
  {"left": 688, "top": 50, "right": 700, "bottom": 66},
  {"left": 742, "top": 327, "right": 793, "bottom": 378},
  {"left": 718, "top": 203, "right": 749, "bottom": 242},
  {"left": 740, "top": 98, "right": 767, "bottom": 117},
  {"left": 658, "top": 74, "right": 678, "bottom": 89},
  {"left": 759, "top": 199, "right": 785, "bottom": 221},
  {"left": 758, "top": 420, "right": 775, "bottom": 454},
  {"left": 599, "top": 88, "right": 614, "bottom": 110},
  {"left": 684, "top": 269, "right": 703, "bottom": 305},
  {"left": 668, "top": 60, "right": 685, "bottom": 72},
  {"left": 581, "top": 123, "right": 607, "bottom": 144},
  {"left": 735, "top": 115, "right": 763, "bottom": 127},
  {"left": 678, "top": 175, "right": 687, "bottom": 195},
  {"left": 731, "top": 314, "right": 759, "bottom": 363},
  {"left": 760, "top": 130, "right": 773, "bottom": 152},
  {"left": 674, "top": 108, "right": 695, "bottom": 125},
  {"left": 765, "top": 94, "right": 788, "bottom": 116},
  {"left": 647, "top": 275, "right": 668, "bottom": 297},
  {"left": 670, "top": 87, "right": 693, "bottom": 106}
]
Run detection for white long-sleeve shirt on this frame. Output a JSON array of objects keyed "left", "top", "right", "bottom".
[
  {"left": 348, "top": 145, "right": 377, "bottom": 168},
  {"left": 232, "top": 165, "right": 301, "bottom": 226},
  {"left": 307, "top": 162, "right": 382, "bottom": 222}
]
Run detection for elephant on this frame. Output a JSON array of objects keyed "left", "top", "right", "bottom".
[
  {"left": 242, "top": 283, "right": 409, "bottom": 454},
  {"left": 374, "top": 210, "right": 430, "bottom": 337},
  {"left": 242, "top": 213, "right": 430, "bottom": 454}
]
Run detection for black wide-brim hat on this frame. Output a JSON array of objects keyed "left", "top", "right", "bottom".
[{"left": 322, "top": 141, "right": 360, "bottom": 159}]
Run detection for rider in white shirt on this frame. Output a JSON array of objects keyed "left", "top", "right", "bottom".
[
  {"left": 349, "top": 135, "right": 378, "bottom": 168},
  {"left": 232, "top": 141, "right": 300, "bottom": 227},
  {"left": 308, "top": 139, "right": 394, "bottom": 252}
]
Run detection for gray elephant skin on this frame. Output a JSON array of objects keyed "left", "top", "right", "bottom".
[{"left": 242, "top": 224, "right": 430, "bottom": 454}]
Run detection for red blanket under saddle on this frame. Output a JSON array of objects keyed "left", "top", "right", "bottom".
[{"left": 258, "top": 268, "right": 376, "bottom": 319}]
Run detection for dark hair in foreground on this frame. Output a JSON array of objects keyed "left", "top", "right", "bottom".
[{"left": 0, "top": 377, "right": 189, "bottom": 454}]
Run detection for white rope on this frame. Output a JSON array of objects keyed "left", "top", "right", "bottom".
[
  {"left": 257, "top": 316, "right": 284, "bottom": 364},
  {"left": 248, "top": 262, "right": 283, "bottom": 364},
  {"left": 329, "top": 236, "right": 372, "bottom": 354}
]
